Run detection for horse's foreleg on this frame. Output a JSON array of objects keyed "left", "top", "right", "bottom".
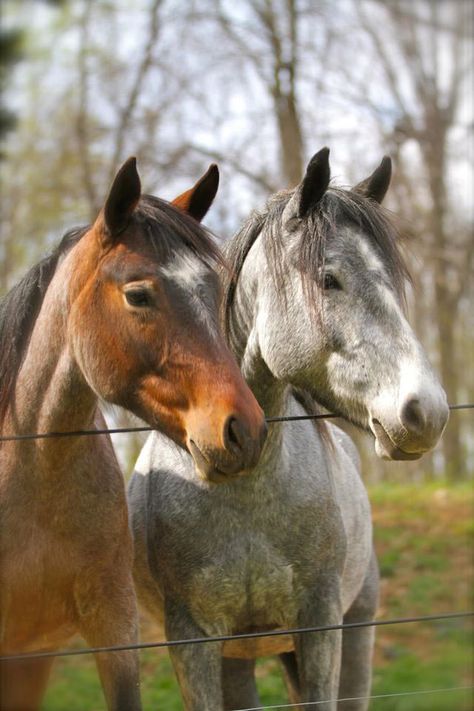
[
  {"left": 75, "top": 572, "right": 142, "bottom": 711},
  {"left": 338, "top": 552, "right": 379, "bottom": 711},
  {"left": 222, "top": 657, "right": 260, "bottom": 710},
  {"left": 294, "top": 584, "right": 343, "bottom": 711},
  {"left": 0, "top": 657, "right": 55, "bottom": 711},
  {"left": 279, "top": 651, "right": 301, "bottom": 705},
  {"left": 92, "top": 647, "right": 141, "bottom": 711},
  {"left": 165, "top": 597, "right": 223, "bottom": 711}
]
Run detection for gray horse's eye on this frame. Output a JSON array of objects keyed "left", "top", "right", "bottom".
[{"left": 323, "top": 273, "right": 342, "bottom": 290}]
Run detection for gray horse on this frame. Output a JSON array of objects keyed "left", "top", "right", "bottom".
[{"left": 128, "top": 149, "right": 448, "bottom": 710}]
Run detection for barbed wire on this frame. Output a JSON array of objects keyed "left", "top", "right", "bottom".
[
  {"left": 234, "top": 685, "right": 474, "bottom": 711},
  {"left": 0, "top": 403, "right": 472, "bottom": 443},
  {"left": 1, "top": 611, "right": 472, "bottom": 662}
]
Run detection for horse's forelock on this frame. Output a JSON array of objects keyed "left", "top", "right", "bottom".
[
  {"left": 329, "top": 188, "right": 411, "bottom": 303},
  {"left": 138, "top": 195, "right": 225, "bottom": 271}
]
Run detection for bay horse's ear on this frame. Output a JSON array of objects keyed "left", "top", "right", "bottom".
[
  {"left": 171, "top": 164, "right": 219, "bottom": 222},
  {"left": 298, "top": 147, "right": 331, "bottom": 218},
  {"left": 353, "top": 156, "right": 392, "bottom": 204},
  {"left": 103, "top": 157, "right": 141, "bottom": 239}
]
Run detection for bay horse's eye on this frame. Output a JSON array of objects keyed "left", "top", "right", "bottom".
[
  {"left": 323, "top": 273, "right": 341, "bottom": 291},
  {"left": 124, "top": 289, "right": 152, "bottom": 307}
]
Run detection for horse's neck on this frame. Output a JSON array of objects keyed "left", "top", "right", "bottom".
[
  {"left": 228, "top": 241, "right": 290, "bottom": 466},
  {"left": 7, "top": 256, "right": 98, "bottom": 454}
]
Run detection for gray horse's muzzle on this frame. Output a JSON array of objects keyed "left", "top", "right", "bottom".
[{"left": 369, "top": 386, "right": 449, "bottom": 461}]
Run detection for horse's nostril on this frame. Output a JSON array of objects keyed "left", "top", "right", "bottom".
[
  {"left": 223, "top": 414, "right": 266, "bottom": 469},
  {"left": 400, "top": 398, "right": 426, "bottom": 434},
  {"left": 223, "top": 415, "right": 246, "bottom": 454}
]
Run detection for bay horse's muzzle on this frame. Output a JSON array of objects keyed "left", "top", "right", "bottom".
[{"left": 187, "top": 407, "right": 267, "bottom": 483}]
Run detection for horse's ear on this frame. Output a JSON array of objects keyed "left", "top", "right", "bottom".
[
  {"left": 103, "top": 157, "right": 141, "bottom": 239},
  {"left": 353, "top": 156, "right": 392, "bottom": 204},
  {"left": 171, "top": 164, "right": 219, "bottom": 222},
  {"left": 298, "top": 147, "right": 331, "bottom": 218}
]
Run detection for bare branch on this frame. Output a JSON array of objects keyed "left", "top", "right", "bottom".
[
  {"left": 76, "top": 0, "right": 99, "bottom": 218},
  {"left": 446, "top": 1, "right": 473, "bottom": 119},
  {"left": 355, "top": 1, "right": 410, "bottom": 119},
  {"left": 213, "top": 0, "right": 271, "bottom": 85},
  {"left": 382, "top": 1, "right": 473, "bottom": 38},
  {"left": 185, "top": 142, "right": 277, "bottom": 193},
  {"left": 109, "top": 0, "right": 164, "bottom": 178}
]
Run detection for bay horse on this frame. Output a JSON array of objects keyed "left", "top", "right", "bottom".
[
  {"left": 128, "top": 149, "right": 449, "bottom": 710},
  {"left": 0, "top": 158, "right": 266, "bottom": 711}
]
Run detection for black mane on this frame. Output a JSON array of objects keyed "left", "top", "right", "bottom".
[
  {"left": 138, "top": 195, "right": 223, "bottom": 267},
  {"left": 0, "top": 229, "right": 84, "bottom": 424}
]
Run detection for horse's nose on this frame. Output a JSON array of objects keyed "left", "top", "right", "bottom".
[
  {"left": 223, "top": 414, "right": 267, "bottom": 469},
  {"left": 396, "top": 388, "right": 449, "bottom": 451},
  {"left": 399, "top": 397, "right": 426, "bottom": 435}
]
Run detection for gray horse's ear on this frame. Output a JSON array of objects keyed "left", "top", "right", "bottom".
[
  {"left": 171, "top": 164, "right": 219, "bottom": 222},
  {"left": 103, "top": 157, "right": 141, "bottom": 238},
  {"left": 353, "top": 156, "right": 392, "bottom": 204},
  {"left": 298, "top": 147, "right": 331, "bottom": 218}
]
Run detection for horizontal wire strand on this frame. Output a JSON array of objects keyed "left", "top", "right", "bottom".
[
  {"left": 1, "top": 417, "right": 472, "bottom": 697},
  {"left": 0, "top": 403, "right": 473, "bottom": 443},
  {"left": 1, "top": 611, "right": 472, "bottom": 662},
  {"left": 234, "top": 685, "right": 474, "bottom": 711}
]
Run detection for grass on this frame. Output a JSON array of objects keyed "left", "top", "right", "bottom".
[{"left": 41, "top": 482, "right": 473, "bottom": 710}]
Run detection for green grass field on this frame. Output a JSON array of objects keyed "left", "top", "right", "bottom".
[{"left": 41, "top": 483, "right": 473, "bottom": 710}]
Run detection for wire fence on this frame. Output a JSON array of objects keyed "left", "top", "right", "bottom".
[
  {"left": 0, "top": 402, "right": 472, "bottom": 443},
  {"left": 233, "top": 686, "right": 474, "bottom": 710},
  {"left": 1, "top": 403, "right": 472, "bottom": 708},
  {"left": 1, "top": 611, "right": 472, "bottom": 662}
]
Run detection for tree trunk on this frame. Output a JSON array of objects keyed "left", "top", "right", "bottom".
[
  {"left": 274, "top": 90, "right": 304, "bottom": 186},
  {"left": 425, "top": 125, "right": 464, "bottom": 481}
]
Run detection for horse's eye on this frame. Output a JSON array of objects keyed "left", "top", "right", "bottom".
[
  {"left": 323, "top": 273, "right": 341, "bottom": 290},
  {"left": 125, "top": 289, "right": 151, "bottom": 307}
]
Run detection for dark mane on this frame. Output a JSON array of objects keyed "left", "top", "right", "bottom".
[
  {"left": 0, "top": 228, "right": 85, "bottom": 425},
  {"left": 0, "top": 197, "right": 223, "bottom": 425},
  {"left": 222, "top": 186, "right": 410, "bottom": 341}
]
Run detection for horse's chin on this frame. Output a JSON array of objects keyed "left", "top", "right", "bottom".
[
  {"left": 371, "top": 420, "right": 424, "bottom": 461},
  {"left": 188, "top": 440, "right": 249, "bottom": 484}
]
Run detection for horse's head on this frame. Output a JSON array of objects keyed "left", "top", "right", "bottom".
[
  {"left": 66, "top": 158, "right": 266, "bottom": 481},
  {"left": 246, "top": 148, "right": 448, "bottom": 460}
]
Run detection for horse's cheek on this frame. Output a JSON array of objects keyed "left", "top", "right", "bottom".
[{"left": 67, "top": 303, "right": 133, "bottom": 402}]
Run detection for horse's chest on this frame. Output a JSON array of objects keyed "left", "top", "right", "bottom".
[
  {"left": 187, "top": 546, "right": 299, "bottom": 636},
  {"left": 1, "top": 527, "right": 79, "bottom": 649}
]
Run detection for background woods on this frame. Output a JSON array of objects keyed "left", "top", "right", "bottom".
[{"left": 1, "top": 0, "right": 473, "bottom": 481}]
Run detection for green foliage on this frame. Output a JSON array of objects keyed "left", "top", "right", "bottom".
[{"left": 371, "top": 633, "right": 472, "bottom": 710}]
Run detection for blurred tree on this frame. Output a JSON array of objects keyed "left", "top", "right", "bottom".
[
  {"left": 0, "top": 0, "right": 66, "bottom": 150},
  {"left": 203, "top": 0, "right": 336, "bottom": 187},
  {"left": 0, "top": 27, "right": 23, "bottom": 144},
  {"left": 215, "top": 0, "right": 305, "bottom": 185},
  {"left": 352, "top": 0, "right": 473, "bottom": 479}
]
